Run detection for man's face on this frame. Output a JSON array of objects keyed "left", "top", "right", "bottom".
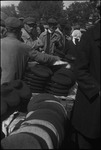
[
  {"left": 49, "top": 24, "right": 57, "bottom": 33},
  {"left": 24, "top": 23, "right": 37, "bottom": 34},
  {"left": 0, "top": 26, "right": 7, "bottom": 38}
]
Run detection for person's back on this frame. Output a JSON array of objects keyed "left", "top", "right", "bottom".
[
  {"left": 0, "top": 17, "right": 29, "bottom": 85},
  {"left": 1, "top": 36, "right": 29, "bottom": 84}
]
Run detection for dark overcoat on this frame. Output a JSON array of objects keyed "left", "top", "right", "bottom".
[{"left": 71, "top": 20, "right": 100, "bottom": 139}]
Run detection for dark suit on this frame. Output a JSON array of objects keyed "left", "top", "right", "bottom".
[{"left": 71, "top": 20, "right": 100, "bottom": 140}]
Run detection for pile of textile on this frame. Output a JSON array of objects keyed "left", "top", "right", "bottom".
[
  {"left": 1, "top": 93, "right": 68, "bottom": 149},
  {"left": 45, "top": 67, "right": 76, "bottom": 97},
  {"left": 23, "top": 64, "right": 53, "bottom": 93}
]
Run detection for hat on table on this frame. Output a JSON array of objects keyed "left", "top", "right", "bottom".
[
  {"left": 30, "top": 64, "right": 53, "bottom": 78},
  {"left": 1, "top": 133, "right": 41, "bottom": 149},
  {"left": 1, "top": 99, "right": 8, "bottom": 116},
  {"left": 27, "top": 93, "right": 60, "bottom": 110},
  {"left": 46, "top": 86, "right": 69, "bottom": 94},
  {"left": 47, "top": 82, "right": 70, "bottom": 90},
  {"left": 51, "top": 74, "right": 73, "bottom": 86}
]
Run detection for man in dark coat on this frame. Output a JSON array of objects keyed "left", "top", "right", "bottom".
[{"left": 71, "top": 1, "right": 100, "bottom": 149}]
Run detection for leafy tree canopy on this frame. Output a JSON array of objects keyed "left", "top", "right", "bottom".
[
  {"left": 17, "top": 1, "right": 64, "bottom": 21},
  {"left": 1, "top": 1, "right": 98, "bottom": 27}
]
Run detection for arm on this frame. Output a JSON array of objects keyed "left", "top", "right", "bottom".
[{"left": 29, "top": 49, "right": 60, "bottom": 65}]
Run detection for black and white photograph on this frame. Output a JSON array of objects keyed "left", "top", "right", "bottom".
[{"left": 1, "top": 0, "right": 100, "bottom": 149}]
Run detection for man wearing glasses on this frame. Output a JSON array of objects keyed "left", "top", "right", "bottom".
[{"left": 21, "top": 17, "right": 43, "bottom": 49}]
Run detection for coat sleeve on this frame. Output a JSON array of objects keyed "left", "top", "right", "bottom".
[
  {"left": 29, "top": 49, "right": 60, "bottom": 65},
  {"left": 75, "top": 32, "right": 100, "bottom": 102}
]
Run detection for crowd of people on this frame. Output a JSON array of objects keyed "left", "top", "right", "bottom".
[{"left": 0, "top": 0, "right": 100, "bottom": 149}]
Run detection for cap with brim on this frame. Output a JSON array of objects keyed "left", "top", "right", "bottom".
[
  {"left": 5, "top": 17, "right": 23, "bottom": 29},
  {"left": 48, "top": 18, "right": 57, "bottom": 25},
  {"left": 23, "top": 17, "right": 36, "bottom": 24}
]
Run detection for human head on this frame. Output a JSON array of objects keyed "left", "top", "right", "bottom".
[
  {"left": 48, "top": 18, "right": 57, "bottom": 33},
  {"left": 0, "top": 19, "right": 6, "bottom": 38},
  {"left": 5, "top": 17, "right": 23, "bottom": 39},
  {"left": 71, "top": 30, "right": 82, "bottom": 40},
  {"left": 37, "top": 24, "right": 45, "bottom": 36},
  {"left": 23, "top": 17, "right": 37, "bottom": 34}
]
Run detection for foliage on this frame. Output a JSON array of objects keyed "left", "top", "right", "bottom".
[
  {"left": 1, "top": 1, "right": 99, "bottom": 27},
  {"left": 17, "top": 1, "right": 64, "bottom": 21},
  {"left": 1, "top": 4, "right": 19, "bottom": 18},
  {"left": 65, "top": 1, "right": 99, "bottom": 27}
]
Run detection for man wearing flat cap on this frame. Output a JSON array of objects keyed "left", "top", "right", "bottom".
[
  {"left": 1, "top": 17, "right": 29, "bottom": 84},
  {"left": 39, "top": 18, "right": 64, "bottom": 57},
  {"left": 1, "top": 17, "right": 64, "bottom": 84},
  {"left": 21, "top": 17, "right": 43, "bottom": 50}
]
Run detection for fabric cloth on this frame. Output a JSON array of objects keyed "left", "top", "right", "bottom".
[{"left": 21, "top": 28, "right": 43, "bottom": 48}]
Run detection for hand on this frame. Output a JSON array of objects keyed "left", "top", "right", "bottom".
[
  {"left": 65, "top": 63, "right": 71, "bottom": 69},
  {"left": 53, "top": 60, "right": 68, "bottom": 65}
]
